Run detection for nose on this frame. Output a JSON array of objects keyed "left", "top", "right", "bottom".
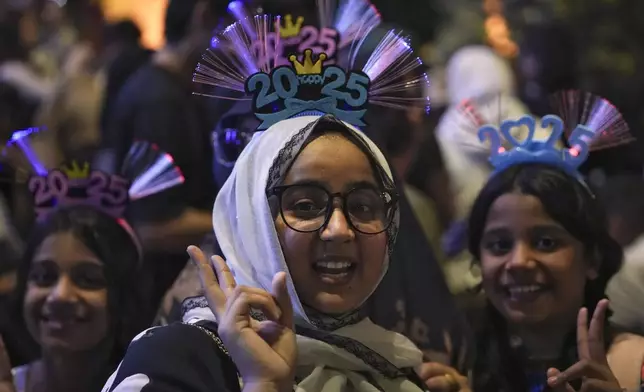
[
  {"left": 319, "top": 207, "right": 355, "bottom": 242},
  {"left": 46, "top": 275, "right": 78, "bottom": 304},
  {"left": 505, "top": 242, "right": 536, "bottom": 269}
]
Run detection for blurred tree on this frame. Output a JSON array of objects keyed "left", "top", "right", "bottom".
[
  {"left": 371, "top": 0, "right": 446, "bottom": 45},
  {"left": 517, "top": 0, "right": 644, "bottom": 170}
]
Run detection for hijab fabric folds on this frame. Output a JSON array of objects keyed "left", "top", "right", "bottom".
[{"left": 183, "top": 114, "right": 425, "bottom": 391}]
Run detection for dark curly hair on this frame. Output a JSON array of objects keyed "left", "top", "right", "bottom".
[
  {"left": 467, "top": 163, "right": 623, "bottom": 392},
  {"left": 13, "top": 205, "right": 143, "bottom": 388}
]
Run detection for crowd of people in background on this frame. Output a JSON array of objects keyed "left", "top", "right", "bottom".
[{"left": 0, "top": 0, "right": 644, "bottom": 391}]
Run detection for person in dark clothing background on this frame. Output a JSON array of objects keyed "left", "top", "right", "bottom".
[
  {"left": 100, "top": 20, "right": 153, "bottom": 135},
  {"left": 101, "top": 0, "right": 225, "bottom": 326}
]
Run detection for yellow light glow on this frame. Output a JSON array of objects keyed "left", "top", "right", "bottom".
[
  {"left": 100, "top": 0, "right": 168, "bottom": 49},
  {"left": 483, "top": 0, "right": 518, "bottom": 58}
]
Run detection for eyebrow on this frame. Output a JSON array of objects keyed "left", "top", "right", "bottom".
[
  {"left": 289, "top": 179, "right": 379, "bottom": 191},
  {"left": 483, "top": 224, "right": 569, "bottom": 236},
  {"left": 32, "top": 258, "right": 103, "bottom": 267}
]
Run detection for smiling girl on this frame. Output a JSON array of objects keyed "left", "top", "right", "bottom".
[
  {"left": 9, "top": 206, "right": 142, "bottom": 392},
  {"left": 466, "top": 163, "right": 644, "bottom": 391},
  {"left": 416, "top": 102, "right": 644, "bottom": 390}
]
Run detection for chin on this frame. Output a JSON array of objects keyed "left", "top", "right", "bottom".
[
  {"left": 311, "top": 292, "right": 362, "bottom": 315},
  {"left": 40, "top": 336, "right": 82, "bottom": 353},
  {"left": 502, "top": 307, "right": 552, "bottom": 326},
  {"left": 41, "top": 335, "right": 104, "bottom": 353},
  {"left": 497, "top": 297, "right": 556, "bottom": 326}
]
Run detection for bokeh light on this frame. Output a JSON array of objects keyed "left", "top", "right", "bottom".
[{"left": 100, "top": 0, "right": 168, "bottom": 49}]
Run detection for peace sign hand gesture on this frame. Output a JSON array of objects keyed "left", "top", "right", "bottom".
[
  {"left": 187, "top": 246, "right": 297, "bottom": 392},
  {"left": 547, "top": 299, "right": 623, "bottom": 392}
]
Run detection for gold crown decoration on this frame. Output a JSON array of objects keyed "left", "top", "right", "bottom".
[
  {"left": 60, "top": 161, "right": 90, "bottom": 180},
  {"left": 278, "top": 15, "right": 304, "bottom": 38},
  {"left": 289, "top": 50, "right": 327, "bottom": 75}
]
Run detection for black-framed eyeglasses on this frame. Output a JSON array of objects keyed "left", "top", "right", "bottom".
[{"left": 267, "top": 183, "right": 398, "bottom": 235}]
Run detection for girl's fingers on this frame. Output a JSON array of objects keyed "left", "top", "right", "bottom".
[
  {"left": 576, "top": 307, "right": 590, "bottom": 360},
  {"left": 416, "top": 362, "right": 459, "bottom": 380},
  {"left": 550, "top": 361, "right": 610, "bottom": 386},
  {"left": 211, "top": 255, "right": 237, "bottom": 297},
  {"left": 188, "top": 246, "right": 227, "bottom": 317},
  {"left": 189, "top": 248, "right": 288, "bottom": 334},
  {"left": 271, "top": 272, "right": 294, "bottom": 328},
  {"left": 226, "top": 286, "right": 282, "bottom": 322},
  {"left": 587, "top": 299, "right": 609, "bottom": 362},
  {"left": 547, "top": 368, "right": 575, "bottom": 392},
  {"left": 223, "top": 289, "right": 282, "bottom": 327},
  {"left": 425, "top": 375, "right": 456, "bottom": 391}
]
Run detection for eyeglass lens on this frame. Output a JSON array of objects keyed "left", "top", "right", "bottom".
[{"left": 279, "top": 185, "right": 391, "bottom": 234}]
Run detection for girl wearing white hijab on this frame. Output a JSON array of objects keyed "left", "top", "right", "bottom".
[{"left": 102, "top": 114, "right": 462, "bottom": 392}]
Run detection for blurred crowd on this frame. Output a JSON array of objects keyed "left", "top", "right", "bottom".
[{"left": 1, "top": 0, "right": 644, "bottom": 391}]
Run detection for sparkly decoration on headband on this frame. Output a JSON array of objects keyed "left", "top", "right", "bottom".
[
  {"left": 225, "top": 0, "right": 381, "bottom": 67},
  {"left": 194, "top": 7, "right": 429, "bottom": 129},
  {"left": 479, "top": 91, "right": 635, "bottom": 177},
  {"left": 121, "top": 141, "right": 186, "bottom": 200},
  {"left": 550, "top": 90, "right": 635, "bottom": 150},
  {"left": 27, "top": 141, "right": 185, "bottom": 220},
  {"left": 3, "top": 127, "right": 50, "bottom": 176}
]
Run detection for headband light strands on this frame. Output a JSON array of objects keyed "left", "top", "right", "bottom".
[
  {"left": 550, "top": 90, "right": 635, "bottom": 151},
  {"left": 194, "top": 11, "right": 430, "bottom": 128},
  {"left": 356, "top": 31, "right": 430, "bottom": 114},
  {"left": 224, "top": 0, "right": 382, "bottom": 63},
  {"left": 227, "top": 1, "right": 261, "bottom": 40},
  {"left": 316, "top": 0, "right": 381, "bottom": 51},
  {"left": 195, "top": 14, "right": 276, "bottom": 98},
  {"left": 4, "top": 127, "right": 49, "bottom": 176},
  {"left": 121, "top": 141, "right": 186, "bottom": 201}
]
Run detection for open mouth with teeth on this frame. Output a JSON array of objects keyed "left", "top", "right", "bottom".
[
  {"left": 40, "top": 312, "right": 88, "bottom": 329},
  {"left": 502, "top": 284, "right": 550, "bottom": 303},
  {"left": 312, "top": 261, "right": 357, "bottom": 285}
]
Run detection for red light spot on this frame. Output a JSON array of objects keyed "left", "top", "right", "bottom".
[
  {"left": 498, "top": 147, "right": 506, "bottom": 153},
  {"left": 569, "top": 147, "right": 579, "bottom": 157}
]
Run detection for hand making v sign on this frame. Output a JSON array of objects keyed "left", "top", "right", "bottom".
[
  {"left": 187, "top": 245, "right": 297, "bottom": 392},
  {"left": 547, "top": 299, "right": 623, "bottom": 392}
]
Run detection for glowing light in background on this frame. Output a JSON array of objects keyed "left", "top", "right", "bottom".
[
  {"left": 483, "top": 0, "right": 518, "bottom": 58},
  {"left": 100, "top": 0, "right": 168, "bottom": 49}
]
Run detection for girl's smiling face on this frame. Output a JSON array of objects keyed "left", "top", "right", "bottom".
[
  {"left": 274, "top": 133, "right": 389, "bottom": 315},
  {"left": 23, "top": 232, "right": 109, "bottom": 353},
  {"left": 480, "top": 192, "right": 598, "bottom": 326}
]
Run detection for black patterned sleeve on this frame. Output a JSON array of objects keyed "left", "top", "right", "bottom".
[{"left": 102, "top": 323, "right": 241, "bottom": 392}]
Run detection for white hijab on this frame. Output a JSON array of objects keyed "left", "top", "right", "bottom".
[{"left": 184, "top": 115, "right": 425, "bottom": 392}]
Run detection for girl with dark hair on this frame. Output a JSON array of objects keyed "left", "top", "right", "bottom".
[
  {"left": 6, "top": 205, "right": 143, "bottom": 392},
  {"left": 465, "top": 163, "right": 642, "bottom": 391},
  {"left": 417, "top": 104, "right": 644, "bottom": 390}
]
